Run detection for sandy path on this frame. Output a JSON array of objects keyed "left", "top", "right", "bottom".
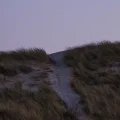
[{"left": 50, "top": 51, "right": 86, "bottom": 120}]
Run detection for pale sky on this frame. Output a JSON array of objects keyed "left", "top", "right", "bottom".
[{"left": 1, "top": 0, "right": 120, "bottom": 54}]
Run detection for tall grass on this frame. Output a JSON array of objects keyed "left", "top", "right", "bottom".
[
  {"left": 0, "top": 83, "right": 76, "bottom": 120},
  {"left": 0, "top": 47, "right": 77, "bottom": 120},
  {"left": 0, "top": 48, "right": 49, "bottom": 63},
  {"left": 0, "top": 48, "right": 51, "bottom": 77},
  {"left": 64, "top": 41, "right": 120, "bottom": 120}
]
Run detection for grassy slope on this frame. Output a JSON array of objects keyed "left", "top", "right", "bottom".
[
  {"left": 0, "top": 48, "right": 50, "bottom": 76},
  {"left": 0, "top": 84, "right": 76, "bottom": 120},
  {"left": 64, "top": 41, "right": 120, "bottom": 120},
  {"left": 0, "top": 48, "right": 76, "bottom": 120},
  {"left": 0, "top": 48, "right": 49, "bottom": 62}
]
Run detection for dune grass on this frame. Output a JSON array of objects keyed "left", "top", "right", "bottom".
[
  {"left": 0, "top": 48, "right": 77, "bottom": 120},
  {"left": 0, "top": 48, "right": 49, "bottom": 63},
  {"left": 0, "top": 48, "right": 51, "bottom": 77},
  {"left": 64, "top": 41, "right": 120, "bottom": 120},
  {"left": 0, "top": 83, "right": 76, "bottom": 120}
]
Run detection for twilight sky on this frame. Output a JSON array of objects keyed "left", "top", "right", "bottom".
[{"left": 0, "top": 0, "right": 120, "bottom": 54}]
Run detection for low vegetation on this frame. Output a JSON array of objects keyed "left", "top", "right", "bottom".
[
  {"left": 0, "top": 83, "right": 76, "bottom": 120},
  {"left": 64, "top": 41, "right": 120, "bottom": 120},
  {"left": 0, "top": 48, "right": 51, "bottom": 82},
  {"left": 0, "top": 48, "right": 76, "bottom": 120},
  {"left": 0, "top": 48, "right": 49, "bottom": 62}
]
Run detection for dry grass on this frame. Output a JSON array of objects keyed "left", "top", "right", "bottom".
[
  {"left": 64, "top": 41, "right": 120, "bottom": 120},
  {"left": 0, "top": 48, "right": 50, "bottom": 77},
  {"left": 0, "top": 48, "right": 52, "bottom": 81},
  {"left": 0, "top": 48, "right": 77, "bottom": 120},
  {"left": 0, "top": 65, "right": 18, "bottom": 77},
  {"left": 0, "top": 83, "right": 76, "bottom": 120},
  {"left": 33, "top": 72, "right": 48, "bottom": 82},
  {"left": 0, "top": 48, "right": 49, "bottom": 62}
]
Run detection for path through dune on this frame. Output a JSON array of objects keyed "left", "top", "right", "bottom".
[{"left": 50, "top": 51, "right": 87, "bottom": 120}]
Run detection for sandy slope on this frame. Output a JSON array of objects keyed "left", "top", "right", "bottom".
[
  {"left": 50, "top": 51, "right": 86, "bottom": 120},
  {"left": 0, "top": 63, "right": 50, "bottom": 92}
]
